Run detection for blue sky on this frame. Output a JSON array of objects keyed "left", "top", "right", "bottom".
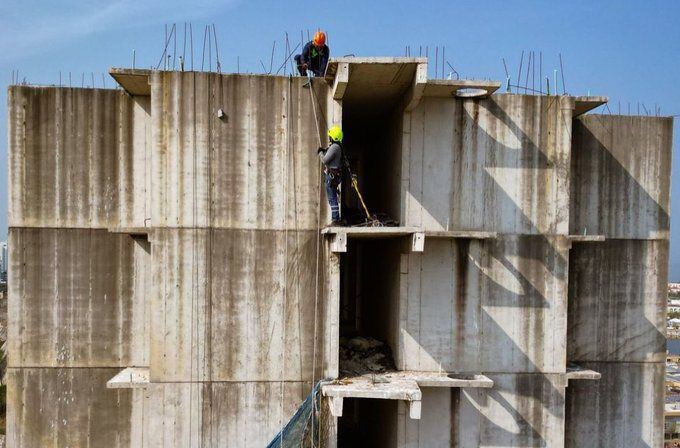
[{"left": 1, "top": 0, "right": 679, "bottom": 277}]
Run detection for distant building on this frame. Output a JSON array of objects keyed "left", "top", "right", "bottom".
[{"left": 0, "top": 241, "right": 6, "bottom": 280}]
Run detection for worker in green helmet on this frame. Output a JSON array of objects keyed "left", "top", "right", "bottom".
[{"left": 317, "top": 125, "right": 343, "bottom": 225}]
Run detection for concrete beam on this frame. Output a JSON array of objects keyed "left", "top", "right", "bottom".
[
  {"left": 106, "top": 367, "right": 150, "bottom": 389},
  {"left": 322, "top": 227, "right": 426, "bottom": 253},
  {"left": 331, "top": 62, "right": 349, "bottom": 100},
  {"left": 322, "top": 378, "right": 422, "bottom": 420},
  {"left": 403, "top": 62, "right": 428, "bottom": 111}
]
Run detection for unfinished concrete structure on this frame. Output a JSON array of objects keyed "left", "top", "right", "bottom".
[{"left": 6, "top": 57, "right": 672, "bottom": 447}]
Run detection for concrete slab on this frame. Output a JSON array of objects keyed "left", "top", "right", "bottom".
[
  {"left": 322, "top": 377, "right": 422, "bottom": 419},
  {"left": 351, "top": 371, "right": 494, "bottom": 388},
  {"left": 423, "top": 79, "right": 501, "bottom": 98},
  {"left": 108, "top": 226, "right": 151, "bottom": 236},
  {"left": 325, "top": 57, "right": 427, "bottom": 82},
  {"left": 323, "top": 226, "right": 424, "bottom": 253},
  {"left": 568, "top": 234, "right": 605, "bottom": 242},
  {"left": 424, "top": 230, "right": 497, "bottom": 239},
  {"left": 573, "top": 95, "right": 608, "bottom": 116},
  {"left": 565, "top": 363, "right": 601, "bottom": 383},
  {"left": 109, "top": 68, "right": 152, "bottom": 95},
  {"left": 107, "top": 367, "right": 150, "bottom": 389}
]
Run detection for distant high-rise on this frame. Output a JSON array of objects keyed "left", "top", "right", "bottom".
[{"left": 0, "top": 241, "right": 7, "bottom": 276}]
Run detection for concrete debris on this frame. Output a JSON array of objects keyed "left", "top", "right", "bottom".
[{"left": 339, "top": 336, "right": 396, "bottom": 378}]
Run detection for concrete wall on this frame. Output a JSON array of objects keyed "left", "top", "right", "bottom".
[
  {"left": 570, "top": 115, "right": 672, "bottom": 239},
  {"left": 397, "top": 235, "right": 569, "bottom": 374},
  {"left": 150, "top": 72, "right": 326, "bottom": 229},
  {"left": 402, "top": 94, "right": 572, "bottom": 234},
  {"left": 8, "top": 87, "right": 151, "bottom": 229},
  {"left": 399, "top": 374, "right": 566, "bottom": 448},
  {"left": 7, "top": 86, "right": 151, "bottom": 446},
  {"left": 140, "top": 72, "right": 334, "bottom": 446},
  {"left": 565, "top": 114, "right": 671, "bottom": 447}
]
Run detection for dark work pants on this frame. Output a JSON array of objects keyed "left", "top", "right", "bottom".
[{"left": 325, "top": 172, "right": 340, "bottom": 221}]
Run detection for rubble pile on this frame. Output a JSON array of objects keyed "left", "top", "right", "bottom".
[{"left": 339, "top": 336, "right": 396, "bottom": 378}]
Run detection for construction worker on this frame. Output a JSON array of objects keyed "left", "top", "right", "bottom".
[
  {"left": 318, "top": 125, "right": 343, "bottom": 225},
  {"left": 295, "top": 31, "right": 329, "bottom": 77}
]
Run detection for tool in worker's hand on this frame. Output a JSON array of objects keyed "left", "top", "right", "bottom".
[{"left": 303, "top": 71, "right": 312, "bottom": 88}]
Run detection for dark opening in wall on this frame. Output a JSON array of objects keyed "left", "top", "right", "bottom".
[
  {"left": 339, "top": 239, "right": 401, "bottom": 376},
  {"left": 340, "top": 94, "right": 405, "bottom": 225}
]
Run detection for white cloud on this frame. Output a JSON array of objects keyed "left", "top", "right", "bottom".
[{"left": 0, "top": 0, "right": 231, "bottom": 58}]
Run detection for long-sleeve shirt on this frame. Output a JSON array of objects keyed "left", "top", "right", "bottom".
[
  {"left": 300, "top": 41, "right": 329, "bottom": 77},
  {"left": 320, "top": 142, "right": 342, "bottom": 170}
]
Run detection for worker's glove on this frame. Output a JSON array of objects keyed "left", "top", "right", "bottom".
[{"left": 317, "top": 147, "right": 325, "bottom": 154}]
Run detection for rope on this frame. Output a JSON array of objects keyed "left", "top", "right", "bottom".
[
  {"left": 306, "top": 74, "right": 327, "bottom": 448},
  {"left": 279, "top": 75, "right": 291, "bottom": 448}
]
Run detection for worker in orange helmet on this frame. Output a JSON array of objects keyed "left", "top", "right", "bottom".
[{"left": 294, "top": 30, "right": 330, "bottom": 77}]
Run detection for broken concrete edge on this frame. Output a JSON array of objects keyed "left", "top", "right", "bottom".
[
  {"left": 565, "top": 364, "right": 602, "bottom": 383},
  {"left": 106, "top": 367, "right": 150, "bottom": 389}
]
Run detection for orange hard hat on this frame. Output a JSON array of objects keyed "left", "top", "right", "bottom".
[{"left": 313, "top": 31, "right": 326, "bottom": 47}]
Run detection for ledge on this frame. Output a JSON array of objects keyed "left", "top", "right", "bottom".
[
  {"left": 108, "top": 227, "right": 151, "bottom": 237},
  {"left": 322, "top": 226, "right": 424, "bottom": 253},
  {"left": 106, "top": 367, "right": 150, "bottom": 389},
  {"left": 322, "top": 378, "right": 422, "bottom": 419},
  {"left": 573, "top": 96, "right": 608, "bottom": 117},
  {"left": 109, "top": 68, "right": 152, "bottom": 96},
  {"left": 423, "top": 79, "right": 501, "bottom": 99},
  {"left": 568, "top": 234, "right": 605, "bottom": 243},
  {"left": 322, "top": 227, "right": 497, "bottom": 253},
  {"left": 322, "top": 371, "right": 493, "bottom": 420},
  {"left": 566, "top": 364, "right": 601, "bottom": 383},
  {"left": 425, "top": 230, "right": 497, "bottom": 240}
]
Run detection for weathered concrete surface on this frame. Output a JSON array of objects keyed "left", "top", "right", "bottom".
[
  {"left": 570, "top": 115, "right": 673, "bottom": 239},
  {"left": 8, "top": 86, "right": 151, "bottom": 229},
  {"left": 565, "top": 362, "right": 664, "bottom": 448},
  {"left": 397, "top": 235, "right": 569, "bottom": 373},
  {"left": 6, "top": 368, "right": 132, "bottom": 447},
  {"left": 403, "top": 94, "right": 573, "bottom": 234},
  {"left": 397, "top": 374, "right": 566, "bottom": 447},
  {"left": 150, "top": 72, "right": 327, "bottom": 229},
  {"left": 132, "top": 381, "right": 311, "bottom": 447},
  {"left": 568, "top": 239, "right": 667, "bottom": 363},
  {"left": 8, "top": 228, "right": 148, "bottom": 367},
  {"left": 150, "top": 228, "right": 331, "bottom": 382}
]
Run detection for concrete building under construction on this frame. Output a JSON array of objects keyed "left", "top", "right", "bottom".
[{"left": 7, "top": 57, "right": 673, "bottom": 447}]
